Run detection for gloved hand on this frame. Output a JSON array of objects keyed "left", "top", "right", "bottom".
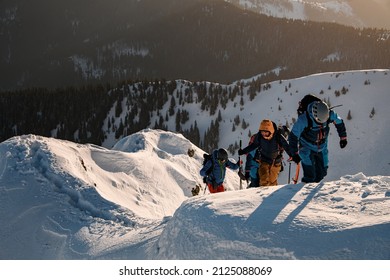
[
  {"left": 291, "top": 154, "right": 301, "bottom": 164},
  {"left": 340, "top": 138, "right": 347, "bottom": 149},
  {"left": 238, "top": 149, "right": 244, "bottom": 156}
]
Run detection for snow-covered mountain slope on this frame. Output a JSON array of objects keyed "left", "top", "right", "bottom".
[
  {"left": 1, "top": 69, "right": 389, "bottom": 260},
  {"left": 155, "top": 175, "right": 390, "bottom": 259},
  {"left": 0, "top": 130, "right": 238, "bottom": 259},
  {"left": 227, "top": 0, "right": 390, "bottom": 29},
  {"left": 102, "top": 69, "right": 390, "bottom": 184},
  {"left": 0, "top": 128, "right": 389, "bottom": 260},
  {"left": 219, "top": 69, "right": 390, "bottom": 183}
]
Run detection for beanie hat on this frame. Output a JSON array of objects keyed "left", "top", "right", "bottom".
[{"left": 259, "top": 119, "right": 275, "bottom": 139}]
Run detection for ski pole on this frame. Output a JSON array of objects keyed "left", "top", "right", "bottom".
[
  {"left": 288, "top": 161, "right": 291, "bottom": 184},
  {"left": 239, "top": 139, "right": 243, "bottom": 190}
]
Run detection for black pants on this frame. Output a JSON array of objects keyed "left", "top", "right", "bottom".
[{"left": 301, "top": 151, "right": 327, "bottom": 183}]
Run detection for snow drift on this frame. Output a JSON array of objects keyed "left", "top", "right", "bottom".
[
  {"left": 1, "top": 69, "right": 389, "bottom": 260},
  {"left": 0, "top": 129, "right": 389, "bottom": 260}
]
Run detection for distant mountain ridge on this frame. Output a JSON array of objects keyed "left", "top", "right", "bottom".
[
  {"left": 226, "top": 0, "right": 390, "bottom": 29},
  {"left": 0, "top": 0, "right": 389, "bottom": 90}
]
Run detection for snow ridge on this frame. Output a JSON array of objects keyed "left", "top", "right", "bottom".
[{"left": 1, "top": 70, "right": 389, "bottom": 260}]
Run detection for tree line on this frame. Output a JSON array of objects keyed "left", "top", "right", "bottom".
[
  {"left": 0, "top": 70, "right": 385, "bottom": 153},
  {"left": 1, "top": 0, "right": 389, "bottom": 90}
]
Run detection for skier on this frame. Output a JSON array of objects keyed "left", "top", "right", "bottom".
[
  {"left": 238, "top": 119, "right": 291, "bottom": 187},
  {"left": 200, "top": 148, "right": 239, "bottom": 193},
  {"left": 289, "top": 98, "right": 347, "bottom": 183}
]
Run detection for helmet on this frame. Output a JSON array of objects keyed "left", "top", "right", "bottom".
[
  {"left": 259, "top": 119, "right": 275, "bottom": 140},
  {"left": 216, "top": 148, "right": 228, "bottom": 162},
  {"left": 311, "top": 101, "right": 329, "bottom": 123}
]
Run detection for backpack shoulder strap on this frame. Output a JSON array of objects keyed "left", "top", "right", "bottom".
[
  {"left": 274, "top": 126, "right": 285, "bottom": 154},
  {"left": 305, "top": 111, "right": 313, "bottom": 129}
]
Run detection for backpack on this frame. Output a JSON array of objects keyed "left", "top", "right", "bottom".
[
  {"left": 278, "top": 124, "right": 290, "bottom": 138},
  {"left": 273, "top": 122, "right": 287, "bottom": 145},
  {"left": 272, "top": 122, "right": 287, "bottom": 157},
  {"left": 297, "top": 94, "right": 322, "bottom": 116},
  {"left": 297, "top": 94, "right": 331, "bottom": 130},
  {"left": 202, "top": 153, "right": 213, "bottom": 176}
]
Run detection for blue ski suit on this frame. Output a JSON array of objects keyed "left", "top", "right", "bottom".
[
  {"left": 200, "top": 149, "right": 239, "bottom": 191},
  {"left": 288, "top": 103, "right": 347, "bottom": 183}
]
